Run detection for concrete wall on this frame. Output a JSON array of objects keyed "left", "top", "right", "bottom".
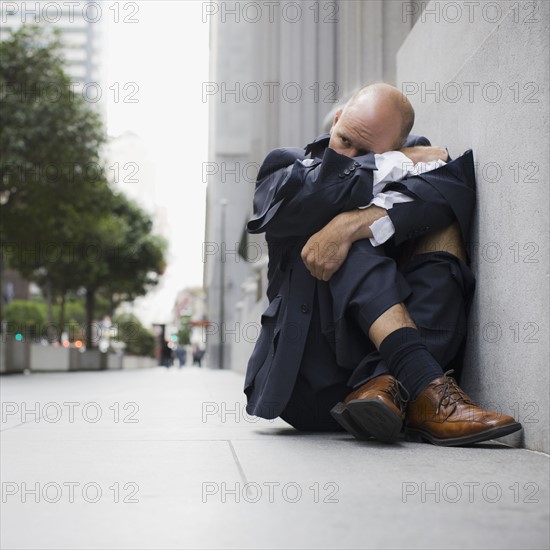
[{"left": 397, "top": 0, "right": 549, "bottom": 452}]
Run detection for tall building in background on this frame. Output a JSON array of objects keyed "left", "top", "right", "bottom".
[{"left": 0, "top": 0, "right": 105, "bottom": 111}]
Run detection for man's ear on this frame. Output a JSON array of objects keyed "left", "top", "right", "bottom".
[{"left": 330, "top": 109, "right": 343, "bottom": 133}]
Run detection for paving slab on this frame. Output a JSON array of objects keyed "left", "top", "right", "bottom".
[{"left": 1, "top": 367, "right": 548, "bottom": 549}]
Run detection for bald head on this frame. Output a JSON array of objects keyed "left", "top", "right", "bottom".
[
  {"left": 348, "top": 83, "right": 414, "bottom": 146},
  {"left": 328, "top": 83, "right": 415, "bottom": 156}
]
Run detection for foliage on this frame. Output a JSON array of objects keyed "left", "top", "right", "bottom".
[
  {"left": 0, "top": 26, "right": 167, "bottom": 346},
  {"left": 4, "top": 299, "right": 46, "bottom": 337},
  {"left": 113, "top": 313, "right": 156, "bottom": 357},
  {"left": 89, "top": 192, "right": 168, "bottom": 309},
  {"left": 4, "top": 298, "right": 85, "bottom": 341},
  {"left": 0, "top": 24, "right": 112, "bottom": 338},
  {"left": 0, "top": 25, "right": 111, "bottom": 255},
  {"left": 177, "top": 315, "right": 192, "bottom": 346}
]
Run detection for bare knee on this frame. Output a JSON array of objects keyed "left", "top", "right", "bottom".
[{"left": 401, "top": 222, "right": 466, "bottom": 265}]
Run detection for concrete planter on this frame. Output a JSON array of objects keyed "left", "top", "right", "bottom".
[
  {"left": 0, "top": 340, "right": 29, "bottom": 374},
  {"left": 69, "top": 348, "right": 107, "bottom": 371},
  {"left": 30, "top": 344, "right": 70, "bottom": 372},
  {"left": 107, "top": 352, "right": 124, "bottom": 370},
  {"left": 0, "top": 343, "right": 153, "bottom": 373}
]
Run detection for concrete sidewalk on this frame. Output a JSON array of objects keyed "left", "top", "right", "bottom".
[{"left": 1, "top": 367, "right": 548, "bottom": 549}]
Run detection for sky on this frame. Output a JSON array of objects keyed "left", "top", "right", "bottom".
[{"left": 103, "top": 1, "right": 210, "bottom": 327}]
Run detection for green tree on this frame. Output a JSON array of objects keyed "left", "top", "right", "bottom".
[
  {"left": 78, "top": 192, "right": 167, "bottom": 347},
  {"left": 0, "top": 26, "right": 167, "bottom": 346},
  {"left": 0, "top": 25, "right": 112, "bottom": 332},
  {"left": 4, "top": 299, "right": 46, "bottom": 339},
  {"left": 113, "top": 313, "right": 156, "bottom": 357},
  {"left": 98, "top": 192, "right": 167, "bottom": 317}
]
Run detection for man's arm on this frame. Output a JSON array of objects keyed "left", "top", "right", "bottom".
[
  {"left": 248, "top": 146, "right": 377, "bottom": 238},
  {"left": 301, "top": 146, "right": 461, "bottom": 281},
  {"left": 248, "top": 140, "right": 448, "bottom": 239},
  {"left": 387, "top": 149, "right": 476, "bottom": 246},
  {"left": 301, "top": 205, "right": 387, "bottom": 281},
  {"left": 359, "top": 147, "right": 449, "bottom": 247}
]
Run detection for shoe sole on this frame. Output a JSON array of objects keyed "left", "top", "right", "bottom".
[
  {"left": 405, "top": 422, "right": 523, "bottom": 447},
  {"left": 330, "top": 402, "right": 373, "bottom": 441},
  {"left": 340, "top": 398, "right": 403, "bottom": 443}
]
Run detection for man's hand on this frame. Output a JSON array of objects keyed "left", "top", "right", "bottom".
[
  {"left": 301, "top": 206, "right": 387, "bottom": 281},
  {"left": 399, "top": 146, "right": 448, "bottom": 164}
]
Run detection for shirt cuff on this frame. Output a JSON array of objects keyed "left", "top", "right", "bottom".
[
  {"left": 357, "top": 191, "right": 414, "bottom": 210},
  {"left": 358, "top": 191, "right": 415, "bottom": 211},
  {"left": 373, "top": 150, "right": 414, "bottom": 185},
  {"left": 369, "top": 215, "right": 396, "bottom": 247}
]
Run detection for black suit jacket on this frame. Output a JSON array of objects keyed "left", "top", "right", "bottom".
[{"left": 244, "top": 134, "right": 477, "bottom": 419}]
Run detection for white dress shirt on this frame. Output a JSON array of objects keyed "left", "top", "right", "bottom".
[
  {"left": 299, "top": 150, "right": 446, "bottom": 245},
  {"left": 361, "top": 151, "right": 446, "bottom": 246}
]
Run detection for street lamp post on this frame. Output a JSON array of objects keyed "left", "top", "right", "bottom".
[{"left": 219, "top": 199, "right": 228, "bottom": 369}]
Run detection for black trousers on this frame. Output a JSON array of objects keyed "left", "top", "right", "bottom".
[{"left": 280, "top": 239, "right": 475, "bottom": 432}]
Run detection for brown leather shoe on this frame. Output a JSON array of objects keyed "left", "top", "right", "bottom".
[
  {"left": 330, "top": 375, "right": 409, "bottom": 443},
  {"left": 405, "top": 370, "right": 522, "bottom": 446}
]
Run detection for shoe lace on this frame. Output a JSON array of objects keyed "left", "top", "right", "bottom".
[
  {"left": 435, "top": 370, "right": 474, "bottom": 414},
  {"left": 383, "top": 377, "right": 410, "bottom": 414}
]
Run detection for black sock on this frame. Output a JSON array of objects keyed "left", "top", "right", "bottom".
[{"left": 378, "top": 327, "right": 444, "bottom": 400}]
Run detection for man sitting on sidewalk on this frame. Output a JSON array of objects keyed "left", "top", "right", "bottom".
[{"left": 244, "top": 83, "right": 522, "bottom": 446}]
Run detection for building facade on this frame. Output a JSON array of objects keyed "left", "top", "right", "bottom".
[{"left": 1, "top": 0, "right": 104, "bottom": 86}]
